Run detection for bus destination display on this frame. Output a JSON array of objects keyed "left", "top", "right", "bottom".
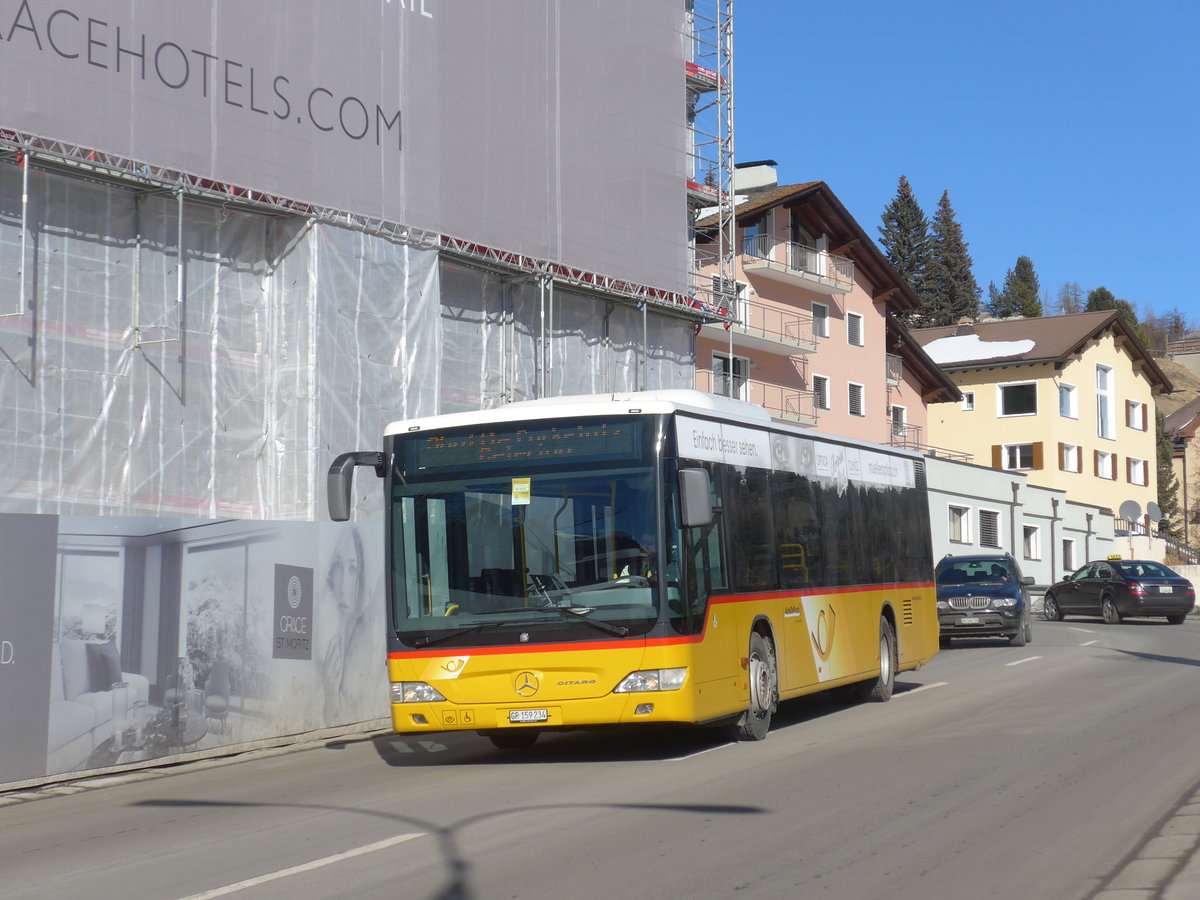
[{"left": 413, "top": 421, "right": 640, "bottom": 471}]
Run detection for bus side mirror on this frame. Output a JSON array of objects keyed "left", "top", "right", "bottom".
[
  {"left": 678, "top": 468, "right": 713, "bottom": 528},
  {"left": 327, "top": 452, "right": 385, "bottom": 521}
]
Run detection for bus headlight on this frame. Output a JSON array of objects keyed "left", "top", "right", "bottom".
[
  {"left": 391, "top": 682, "right": 446, "bottom": 703},
  {"left": 614, "top": 668, "right": 687, "bottom": 693}
]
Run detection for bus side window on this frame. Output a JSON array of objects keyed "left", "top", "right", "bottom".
[
  {"left": 775, "top": 471, "right": 818, "bottom": 589},
  {"left": 723, "top": 466, "right": 777, "bottom": 590}
]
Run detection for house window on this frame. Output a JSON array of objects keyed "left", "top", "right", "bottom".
[
  {"left": 1063, "top": 538, "right": 1075, "bottom": 572},
  {"left": 742, "top": 212, "right": 772, "bottom": 259},
  {"left": 1059, "top": 383, "right": 1078, "bottom": 418},
  {"left": 1095, "top": 449, "right": 1116, "bottom": 480},
  {"left": 1126, "top": 400, "right": 1147, "bottom": 431},
  {"left": 1128, "top": 457, "right": 1148, "bottom": 486},
  {"left": 811, "top": 374, "right": 830, "bottom": 410},
  {"left": 999, "top": 382, "right": 1038, "bottom": 416},
  {"left": 890, "top": 405, "right": 907, "bottom": 438},
  {"left": 848, "top": 382, "right": 865, "bottom": 417},
  {"left": 961, "top": 391, "right": 975, "bottom": 411},
  {"left": 847, "top": 312, "right": 864, "bottom": 347},
  {"left": 712, "top": 352, "right": 748, "bottom": 401},
  {"left": 1097, "top": 365, "right": 1115, "bottom": 439},
  {"left": 949, "top": 505, "right": 971, "bottom": 543},
  {"left": 1023, "top": 525, "right": 1042, "bottom": 561},
  {"left": 1060, "top": 443, "right": 1081, "bottom": 473},
  {"left": 711, "top": 276, "right": 748, "bottom": 322},
  {"left": 812, "top": 302, "right": 829, "bottom": 339},
  {"left": 995, "top": 442, "right": 1042, "bottom": 471},
  {"left": 979, "top": 509, "right": 1001, "bottom": 548}
]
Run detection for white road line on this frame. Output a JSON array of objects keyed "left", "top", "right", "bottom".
[
  {"left": 178, "top": 833, "right": 425, "bottom": 899},
  {"left": 896, "top": 682, "right": 948, "bottom": 697},
  {"left": 1005, "top": 656, "right": 1042, "bottom": 666},
  {"left": 668, "top": 742, "right": 737, "bottom": 762},
  {"left": 1080, "top": 639, "right": 1100, "bottom": 647},
  {"left": 1067, "top": 626, "right": 1095, "bottom": 634}
]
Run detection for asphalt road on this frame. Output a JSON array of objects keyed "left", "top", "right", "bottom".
[{"left": 5, "top": 615, "right": 1200, "bottom": 900}]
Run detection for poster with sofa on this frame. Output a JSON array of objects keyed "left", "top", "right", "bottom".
[{"left": 1, "top": 513, "right": 386, "bottom": 787}]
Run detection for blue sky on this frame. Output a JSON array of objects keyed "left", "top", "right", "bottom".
[{"left": 732, "top": 0, "right": 1199, "bottom": 325}]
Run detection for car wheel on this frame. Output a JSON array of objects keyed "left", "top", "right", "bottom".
[
  {"left": 1166, "top": 613, "right": 1187, "bottom": 625},
  {"left": 1024, "top": 615, "right": 1033, "bottom": 644},
  {"left": 1009, "top": 616, "right": 1027, "bottom": 647},
  {"left": 1043, "top": 593, "right": 1063, "bottom": 621},
  {"left": 1101, "top": 596, "right": 1122, "bottom": 625},
  {"left": 732, "top": 631, "right": 777, "bottom": 741},
  {"left": 487, "top": 730, "right": 540, "bottom": 749}
]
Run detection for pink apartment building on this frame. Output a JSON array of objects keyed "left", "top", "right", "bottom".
[{"left": 693, "top": 161, "right": 957, "bottom": 445}]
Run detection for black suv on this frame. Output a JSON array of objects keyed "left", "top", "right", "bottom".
[{"left": 934, "top": 554, "right": 1034, "bottom": 647}]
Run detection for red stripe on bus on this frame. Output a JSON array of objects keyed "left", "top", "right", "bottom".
[{"left": 388, "top": 580, "right": 933, "bottom": 661}]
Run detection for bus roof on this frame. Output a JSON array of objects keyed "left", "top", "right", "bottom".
[{"left": 383, "top": 390, "right": 773, "bottom": 436}]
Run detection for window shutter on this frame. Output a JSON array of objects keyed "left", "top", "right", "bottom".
[
  {"left": 1032, "top": 442, "right": 1044, "bottom": 470},
  {"left": 1112, "top": 454, "right": 1118, "bottom": 481},
  {"left": 992, "top": 445, "right": 1002, "bottom": 470},
  {"left": 1126, "top": 457, "right": 1133, "bottom": 482},
  {"left": 1075, "top": 446, "right": 1083, "bottom": 472},
  {"left": 1125, "top": 401, "right": 1132, "bottom": 428},
  {"left": 1058, "top": 442, "right": 1066, "bottom": 471},
  {"left": 1140, "top": 403, "right": 1149, "bottom": 431},
  {"left": 1094, "top": 449, "right": 1100, "bottom": 476}
]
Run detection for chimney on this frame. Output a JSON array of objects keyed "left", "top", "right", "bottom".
[
  {"left": 953, "top": 317, "right": 975, "bottom": 336},
  {"left": 733, "top": 159, "right": 778, "bottom": 193}
]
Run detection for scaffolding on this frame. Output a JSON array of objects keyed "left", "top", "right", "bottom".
[{"left": 684, "top": 0, "right": 737, "bottom": 371}]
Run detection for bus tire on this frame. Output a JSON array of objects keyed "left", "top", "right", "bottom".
[
  {"left": 862, "top": 616, "right": 896, "bottom": 703},
  {"left": 733, "top": 631, "right": 777, "bottom": 741},
  {"left": 486, "top": 730, "right": 540, "bottom": 749}
]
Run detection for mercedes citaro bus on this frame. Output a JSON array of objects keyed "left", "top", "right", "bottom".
[{"left": 329, "top": 390, "right": 938, "bottom": 747}]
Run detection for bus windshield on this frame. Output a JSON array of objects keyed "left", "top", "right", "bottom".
[{"left": 389, "top": 466, "right": 659, "bottom": 644}]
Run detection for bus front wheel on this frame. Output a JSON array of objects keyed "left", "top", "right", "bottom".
[{"left": 733, "top": 631, "right": 777, "bottom": 741}]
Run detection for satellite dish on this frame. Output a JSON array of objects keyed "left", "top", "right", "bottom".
[
  {"left": 1147, "top": 501, "right": 1163, "bottom": 524},
  {"left": 1118, "top": 500, "right": 1142, "bottom": 522}
]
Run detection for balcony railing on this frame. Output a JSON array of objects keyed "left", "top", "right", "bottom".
[
  {"left": 741, "top": 234, "right": 854, "bottom": 294},
  {"left": 696, "top": 294, "right": 817, "bottom": 353},
  {"left": 888, "top": 423, "right": 974, "bottom": 463},
  {"left": 696, "top": 370, "right": 818, "bottom": 426}
]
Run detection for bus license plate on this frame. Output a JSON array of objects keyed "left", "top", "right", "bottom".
[
  {"left": 960, "top": 616, "right": 980, "bottom": 625},
  {"left": 509, "top": 709, "right": 548, "bottom": 724}
]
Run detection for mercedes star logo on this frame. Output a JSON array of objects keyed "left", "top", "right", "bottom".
[{"left": 514, "top": 671, "right": 540, "bottom": 697}]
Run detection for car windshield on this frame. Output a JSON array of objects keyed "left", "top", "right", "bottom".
[
  {"left": 937, "top": 560, "right": 1011, "bottom": 585},
  {"left": 1114, "top": 561, "right": 1174, "bottom": 579},
  {"left": 389, "top": 467, "right": 660, "bottom": 643}
]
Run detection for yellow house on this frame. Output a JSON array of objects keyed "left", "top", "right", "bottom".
[{"left": 911, "top": 311, "right": 1173, "bottom": 530}]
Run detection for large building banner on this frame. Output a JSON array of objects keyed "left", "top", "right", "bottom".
[
  {"left": 0, "top": 0, "right": 688, "bottom": 293},
  {"left": 0, "top": 514, "right": 387, "bottom": 787}
]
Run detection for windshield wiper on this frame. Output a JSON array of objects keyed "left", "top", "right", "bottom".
[
  {"left": 412, "top": 621, "right": 505, "bottom": 648},
  {"left": 489, "top": 605, "right": 630, "bottom": 637}
]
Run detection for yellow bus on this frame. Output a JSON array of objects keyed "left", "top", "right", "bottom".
[{"left": 329, "top": 390, "right": 938, "bottom": 747}]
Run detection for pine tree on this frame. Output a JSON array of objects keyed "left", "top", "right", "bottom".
[
  {"left": 988, "top": 256, "right": 1043, "bottom": 318},
  {"left": 1156, "top": 411, "right": 1182, "bottom": 540},
  {"left": 1086, "top": 286, "right": 1151, "bottom": 345},
  {"left": 924, "top": 191, "right": 980, "bottom": 326},
  {"left": 877, "top": 175, "right": 932, "bottom": 322}
]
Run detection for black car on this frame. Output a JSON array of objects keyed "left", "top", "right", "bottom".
[
  {"left": 1044, "top": 558, "right": 1196, "bottom": 624},
  {"left": 934, "top": 554, "right": 1034, "bottom": 646}
]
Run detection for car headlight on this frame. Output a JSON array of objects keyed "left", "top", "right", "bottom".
[
  {"left": 390, "top": 682, "right": 446, "bottom": 703},
  {"left": 614, "top": 668, "right": 687, "bottom": 693},
  {"left": 991, "top": 597, "right": 1019, "bottom": 608},
  {"left": 937, "top": 600, "right": 950, "bottom": 610}
]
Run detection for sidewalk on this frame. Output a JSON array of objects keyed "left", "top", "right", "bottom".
[{"left": 1093, "top": 780, "right": 1200, "bottom": 898}]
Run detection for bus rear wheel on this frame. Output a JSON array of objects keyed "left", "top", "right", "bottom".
[
  {"left": 862, "top": 616, "right": 896, "bottom": 702},
  {"left": 732, "top": 631, "right": 777, "bottom": 741}
]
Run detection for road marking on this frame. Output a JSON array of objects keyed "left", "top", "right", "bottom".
[
  {"left": 178, "top": 833, "right": 425, "bottom": 899},
  {"left": 668, "top": 742, "right": 737, "bottom": 762},
  {"left": 1067, "top": 626, "right": 1095, "bottom": 634},
  {"left": 896, "top": 682, "right": 947, "bottom": 698},
  {"left": 1005, "top": 656, "right": 1042, "bottom": 666},
  {"left": 1080, "top": 639, "right": 1100, "bottom": 647}
]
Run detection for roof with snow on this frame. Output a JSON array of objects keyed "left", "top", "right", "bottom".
[{"left": 910, "top": 310, "right": 1173, "bottom": 393}]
